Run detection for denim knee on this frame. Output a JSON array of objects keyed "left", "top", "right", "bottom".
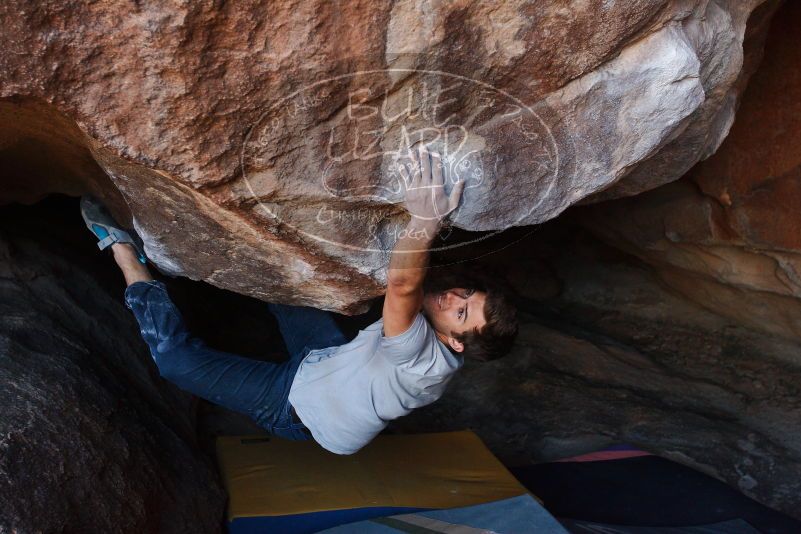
[
  {"left": 151, "top": 347, "right": 183, "bottom": 382},
  {"left": 149, "top": 338, "right": 207, "bottom": 385}
]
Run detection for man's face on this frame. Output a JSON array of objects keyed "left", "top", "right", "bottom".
[{"left": 421, "top": 288, "right": 487, "bottom": 352}]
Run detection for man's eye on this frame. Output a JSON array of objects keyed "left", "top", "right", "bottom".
[{"left": 458, "top": 308, "right": 464, "bottom": 319}]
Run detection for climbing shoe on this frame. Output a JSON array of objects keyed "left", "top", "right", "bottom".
[{"left": 80, "top": 195, "right": 147, "bottom": 264}]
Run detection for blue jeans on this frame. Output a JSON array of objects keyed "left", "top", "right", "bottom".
[{"left": 124, "top": 280, "right": 348, "bottom": 440}]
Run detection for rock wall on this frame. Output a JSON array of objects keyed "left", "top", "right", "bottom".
[
  {"left": 0, "top": 0, "right": 779, "bottom": 311},
  {"left": 395, "top": 3, "right": 801, "bottom": 517},
  {"left": 0, "top": 200, "right": 225, "bottom": 533},
  {"left": 396, "top": 224, "right": 801, "bottom": 520},
  {"left": 417, "top": 1, "right": 801, "bottom": 517},
  {"left": 1, "top": 0, "right": 799, "bottom": 526},
  {"left": 580, "top": 0, "right": 801, "bottom": 341}
]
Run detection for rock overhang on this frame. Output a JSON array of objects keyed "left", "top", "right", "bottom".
[{"left": 0, "top": 0, "right": 778, "bottom": 312}]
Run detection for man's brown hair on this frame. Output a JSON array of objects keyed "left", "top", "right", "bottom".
[{"left": 424, "top": 266, "right": 518, "bottom": 361}]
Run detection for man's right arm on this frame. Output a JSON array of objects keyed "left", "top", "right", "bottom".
[
  {"left": 383, "top": 217, "right": 440, "bottom": 337},
  {"left": 382, "top": 145, "right": 465, "bottom": 337}
]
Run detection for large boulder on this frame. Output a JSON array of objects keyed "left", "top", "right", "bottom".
[
  {"left": 0, "top": 201, "right": 225, "bottom": 533},
  {"left": 0, "top": 0, "right": 779, "bottom": 311}
]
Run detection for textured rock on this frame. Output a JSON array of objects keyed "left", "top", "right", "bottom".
[
  {"left": 579, "top": 0, "right": 801, "bottom": 340},
  {"left": 0, "top": 201, "right": 225, "bottom": 533},
  {"left": 395, "top": 227, "right": 801, "bottom": 519},
  {"left": 0, "top": 0, "right": 778, "bottom": 311}
]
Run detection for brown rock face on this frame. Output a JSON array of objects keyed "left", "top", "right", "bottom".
[
  {"left": 0, "top": 0, "right": 777, "bottom": 311},
  {"left": 581, "top": 0, "right": 801, "bottom": 340}
]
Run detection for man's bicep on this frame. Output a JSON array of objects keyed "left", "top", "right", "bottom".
[{"left": 382, "top": 283, "right": 423, "bottom": 337}]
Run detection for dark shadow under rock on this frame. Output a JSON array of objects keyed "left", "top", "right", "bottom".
[{"left": 0, "top": 197, "right": 225, "bottom": 533}]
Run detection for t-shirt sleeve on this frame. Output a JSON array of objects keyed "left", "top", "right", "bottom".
[{"left": 378, "top": 313, "right": 432, "bottom": 366}]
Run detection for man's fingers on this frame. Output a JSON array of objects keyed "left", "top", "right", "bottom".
[
  {"left": 431, "top": 151, "right": 444, "bottom": 186},
  {"left": 409, "top": 144, "right": 419, "bottom": 168},
  {"left": 398, "top": 161, "right": 411, "bottom": 187},
  {"left": 409, "top": 145, "right": 424, "bottom": 186},
  {"left": 418, "top": 144, "right": 431, "bottom": 184},
  {"left": 412, "top": 159, "right": 422, "bottom": 188}
]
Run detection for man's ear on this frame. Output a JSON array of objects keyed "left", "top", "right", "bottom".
[{"left": 447, "top": 336, "right": 464, "bottom": 353}]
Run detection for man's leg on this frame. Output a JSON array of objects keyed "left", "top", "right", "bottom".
[
  {"left": 268, "top": 302, "right": 349, "bottom": 360},
  {"left": 114, "top": 243, "right": 295, "bottom": 432},
  {"left": 110, "top": 237, "right": 348, "bottom": 361},
  {"left": 112, "top": 242, "right": 154, "bottom": 286}
]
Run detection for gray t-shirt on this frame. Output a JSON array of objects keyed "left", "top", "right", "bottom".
[{"left": 288, "top": 313, "right": 463, "bottom": 455}]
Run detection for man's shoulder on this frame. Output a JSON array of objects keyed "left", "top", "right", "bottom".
[{"left": 375, "top": 312, "right": 426, "bottom": 340}]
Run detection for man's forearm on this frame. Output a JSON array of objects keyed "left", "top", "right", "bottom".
[{"left": 386, "top": 218, "right": 441, "bottom": 289}]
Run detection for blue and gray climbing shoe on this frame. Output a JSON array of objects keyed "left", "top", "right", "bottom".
[{"left": 80, "top": 195, "right": 147, "bottom": 264}]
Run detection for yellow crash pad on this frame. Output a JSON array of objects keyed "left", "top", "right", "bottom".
[{"left": 216, "top": 430, "right": 528, "bottom": 520}]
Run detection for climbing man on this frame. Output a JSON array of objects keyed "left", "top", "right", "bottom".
[{"left": 81, "top": 146, "right": 518, "bottom": 455}]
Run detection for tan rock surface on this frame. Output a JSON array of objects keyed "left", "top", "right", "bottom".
[
  {"left": 580, "top": 0, "right": 801, "bottom": 340},
  {"left": 0, "top": 0, "right": 776, "bottom": 310}
]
